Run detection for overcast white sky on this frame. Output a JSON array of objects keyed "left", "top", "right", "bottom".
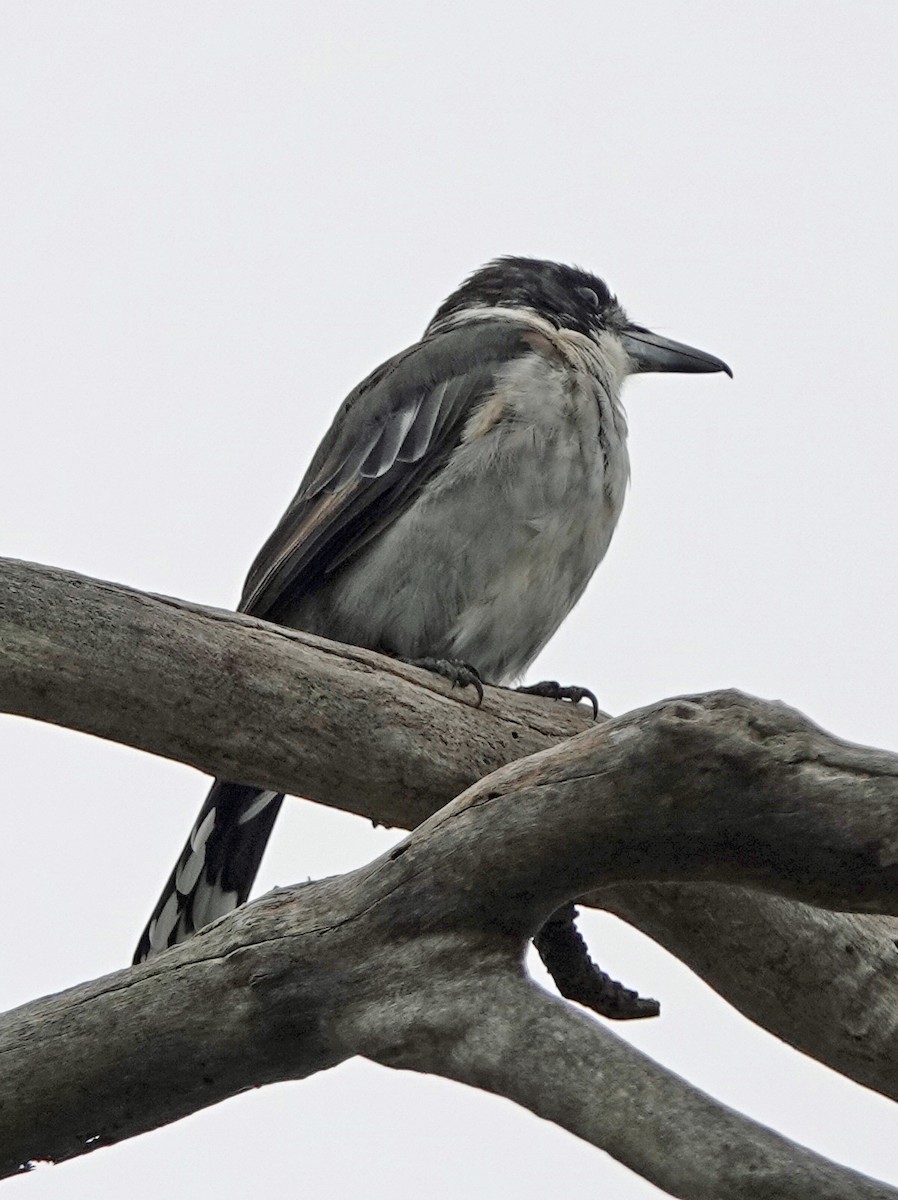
[{"left": 1, "top": 3, "right": 897, "bottom": 1197}]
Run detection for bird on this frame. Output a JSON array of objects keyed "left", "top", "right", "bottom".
[{"left": 134, "top": 256, "right": 731, "bottom": 963}]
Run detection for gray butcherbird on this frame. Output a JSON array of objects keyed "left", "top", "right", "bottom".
[{"left": 135, "top": 256, "right": 731, "bottom": 964}]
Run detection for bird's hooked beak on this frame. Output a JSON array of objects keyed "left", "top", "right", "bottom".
[{"left": 620, "top": 327, "right": 733, "bottom": 378}]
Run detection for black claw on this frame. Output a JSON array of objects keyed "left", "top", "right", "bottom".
[
  {"left": 401, "top": 656, "right": 484, "bottom": 706},
  {"left": 534, "top": 904, "right": 660, "bottom": 1021},
  {"left": 516, "top": 679, "right": 599, "bottom": 720}
]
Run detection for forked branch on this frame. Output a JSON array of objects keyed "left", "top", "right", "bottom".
[{"left": 1, "top": 558, "right": 897, "bottom": 1197}]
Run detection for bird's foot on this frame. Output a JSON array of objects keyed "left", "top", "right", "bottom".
[
  {"left": 516, "top": 679, "right": 599, "bottom": 720},
  {"left": 401, "top": 656, "right": 484, "bottom": 706},
  {"left": 534, "top": 904, "right": 660, "bottom": 1021}
]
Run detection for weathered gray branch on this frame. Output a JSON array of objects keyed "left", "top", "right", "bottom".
[
  {"left": 382, "top": 978, "right": 894, "bottom": 1200},
  {"left": 4, "top": 700, "right": 898, "bottom": 1195},
  {"left": 597, "top": 884, "right": 898, "bottom": 1101},
  {"left": 2, "top": 558, "right": 898, "bottom": 1197},
  {"left": 2, "top": 558, "right": 896, "bottom": 1093},
  {"left": 0, "top": 558, "right": 592, "bottom": 827}
]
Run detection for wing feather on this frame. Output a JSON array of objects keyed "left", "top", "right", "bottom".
[
  {"left": 358, "top": 402, "right": 419, "bottom": 478},
  {"left": 239, "top": 319, "right": 537, "bottom": 619},
  {"left": 396, "top": 380, "right": 448, "bottom": 464}
]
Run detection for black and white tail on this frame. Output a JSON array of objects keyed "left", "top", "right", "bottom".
[{"left": 133, "top": 781, "right": 284, "bottom": 963}]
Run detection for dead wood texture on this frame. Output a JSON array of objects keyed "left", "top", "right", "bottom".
[{"left": 1, "top": 558, "right": 897, "bottom": 1199}]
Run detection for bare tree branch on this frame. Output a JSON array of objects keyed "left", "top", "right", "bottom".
[
  {"left": 2, "top": 557, "right": 898, "bottom": 1196},
  {"left": 381, "top": 977, "right": 895, "bottom": 1200},
  {"left": 597, "top": 884, "right": 898, "bottom": 1100},
  {"left": 0, "top": 557, "right": 592, "bottom": 827},
  {"left": 2, "top": 557, "right": 896, "bottom": 1093},
  {"left": 4, "top": 710, "right": 898, "bottom": 1195}
]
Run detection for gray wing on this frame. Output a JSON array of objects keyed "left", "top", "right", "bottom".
[{"left": 239, "top": 318, "right": 540, "bottom": 620}]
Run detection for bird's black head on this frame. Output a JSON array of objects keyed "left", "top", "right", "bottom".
[{"left": 428, "top": 256, "right": 624, "bottom": 337}]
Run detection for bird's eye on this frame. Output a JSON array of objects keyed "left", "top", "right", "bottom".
[{"left": 577, "top": 286, "right": 600, "bottom": 308}]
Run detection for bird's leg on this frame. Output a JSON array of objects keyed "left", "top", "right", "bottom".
[
  {"left": 534, "top": 903, "right": 660, "bottom": 1021},
  {"left": 399, "top": 656, "right": 485, "bottom": 706},
  {"left": 516, "top": 680, "right": 599, "bottom": 720}
]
